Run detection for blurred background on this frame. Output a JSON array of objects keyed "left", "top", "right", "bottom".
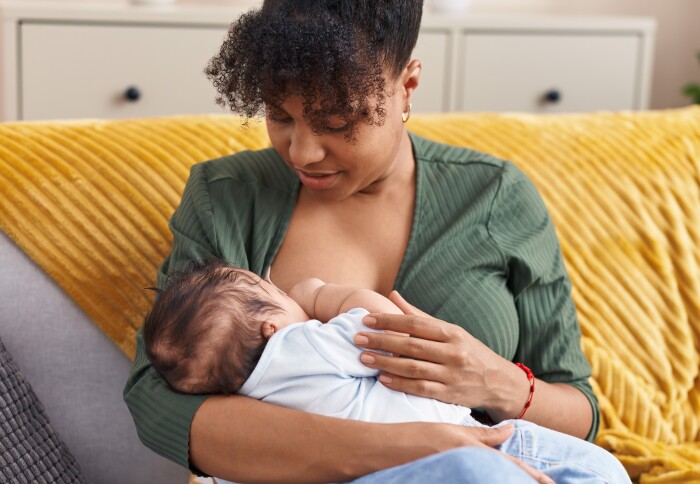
[{"left": 1, "top": 0, "right": 698, "bottom": 121}]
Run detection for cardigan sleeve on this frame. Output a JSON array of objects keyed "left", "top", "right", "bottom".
[
  {"left": 487, "top": 161, "right": 600, "bottom": 442},
  {"left": 123, "top": 162, "right": 219, "bottom": 475}
]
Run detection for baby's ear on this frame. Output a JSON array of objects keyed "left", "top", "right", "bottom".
[{"left": 261, "top": 321, "right": 276, "bottom": 339}]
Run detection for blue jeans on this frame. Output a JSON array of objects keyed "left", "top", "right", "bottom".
[
  {"left": 495, "top": 419, "right": 630, "bottom": 483},
  {"left": 355, "top": 419, "right": 630, "bottom": 484},
  {"left": 352, "top": 447, "right": 533, "bottom": 483}
]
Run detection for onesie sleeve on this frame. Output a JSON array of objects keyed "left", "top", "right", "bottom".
[
  {"left": 303, "top": 308, "right": 385, "bottom": 378},
  {"left": 487, "top": 162, "right": 600, "bottom": 442},
  {"left": 123, "top": 163, "right": 218, "bottom": 474}
]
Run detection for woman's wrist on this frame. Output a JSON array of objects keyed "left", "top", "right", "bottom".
[{"left": 483, "top": 360, "right": 532, "bottom": 422}]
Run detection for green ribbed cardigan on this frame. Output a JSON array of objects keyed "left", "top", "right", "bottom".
[{"left": 123, "top": 133, "right": 598, "bottom": 472}]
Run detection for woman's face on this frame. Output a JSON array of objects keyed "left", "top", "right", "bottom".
[{"left": 266, "top": 62, "right": 420, "bottom": 201}]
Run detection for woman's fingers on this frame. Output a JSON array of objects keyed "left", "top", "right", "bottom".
[
  {"left": 501, "top": 450, "right": 554, "bottom": 484},
  {"left": 389, "top": 290, "right": 432, "bottom": 318},
  {"left": 362, "top": 313, "right": 455, "bottom": 343},
  {"left": 374, "top": 370, "right": 446, "bottom": 399},
  {"left": 464, "top": 426, "right": 554, "bottom": 484},
  {"left": 473, "top": 423, "right": 514, "bottom": 447},
  {"left": 355, "top": 331, "right": 448, "bottom": 363},
  {"left": 360, "top": 350, "right": 446, "bottom": 385}
]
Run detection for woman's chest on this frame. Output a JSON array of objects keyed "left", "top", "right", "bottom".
[
  {"left": 269, "top": 199, "right": 413, "bottom": 296},
  {"left": 397, "top": 220, "right": 520, "bottom": 359}
]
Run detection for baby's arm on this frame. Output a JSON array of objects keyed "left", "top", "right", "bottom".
[{"left": 288, "top": 279, "right": 402, "bottom": 323}]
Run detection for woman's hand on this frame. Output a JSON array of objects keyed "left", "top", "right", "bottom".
[
  {"left": 354, "top": 291, "right": 531, "bottom": 420},
  {"left": 397, "top": 422, "right": 554, "bottom": 484}
]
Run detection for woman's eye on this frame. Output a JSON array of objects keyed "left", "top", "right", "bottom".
[
  {"left": 324, "top": 121, "right": 349, "bottom": 133},
  {"left": 269, "top": 115, "right": 292, "bottom": 124},
  {"left": 266, "top": 108, "right": 292, "bottom": 124}
]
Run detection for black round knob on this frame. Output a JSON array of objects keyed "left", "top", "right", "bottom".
[
  {"left": 543, "top": 89, "right": 561, "bottom": 104},
  {"left": 124, "top": 87, "right": 141, "bottom": 102}
]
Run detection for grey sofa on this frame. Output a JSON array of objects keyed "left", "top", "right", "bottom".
[{"left": 0, "top": 231, "right": 188, "bottom": 484}]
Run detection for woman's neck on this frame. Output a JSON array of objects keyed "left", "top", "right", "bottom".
[{"left": 357, "top": 129, "right": 416, "bottom": 199}]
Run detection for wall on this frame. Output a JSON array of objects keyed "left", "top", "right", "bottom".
[{"left": 10, "top": 0, "right": 700, "bottom": 109}]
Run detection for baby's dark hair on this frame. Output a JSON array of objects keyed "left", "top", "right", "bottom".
[
  {"left": 142, "top": 260, "right": 283, "bottom": 395},
  {"left": 205, "top": 0, "right": 424, "bottom": 138}
]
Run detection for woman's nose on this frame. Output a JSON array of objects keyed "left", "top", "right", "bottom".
[{"left": 289, "top": 128, "right": 325, "bottom": 167}]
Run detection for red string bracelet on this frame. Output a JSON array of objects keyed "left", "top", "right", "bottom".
[{"left": 515, "top": 363, "right": 535, "bottom": 419}]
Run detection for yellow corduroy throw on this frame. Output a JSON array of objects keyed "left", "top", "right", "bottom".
[{"left": 1, "top": 108, "right": 699, "bottom": 482}]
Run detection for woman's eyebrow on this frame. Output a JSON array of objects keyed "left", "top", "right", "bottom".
[{"left": 265, "top": 104, "right": 289, "bottom": 114}]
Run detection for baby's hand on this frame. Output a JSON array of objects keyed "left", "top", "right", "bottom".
[{"left": 288, "top": 278, "right": 325, "bottom": 318}]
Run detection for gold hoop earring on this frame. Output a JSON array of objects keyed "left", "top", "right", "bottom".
[{"left": 402, "top": 103, "right": 412, "bottom": 123}]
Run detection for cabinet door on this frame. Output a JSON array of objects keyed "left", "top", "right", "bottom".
[
  {"left": 458, "top": 33, "right": 640, "bottom": 113},
  {"left": 20, "top": 23, "right": 228, "bottom": 120},
  {"left": 412, "top": 30, "right": 450, "bottom": 114}
]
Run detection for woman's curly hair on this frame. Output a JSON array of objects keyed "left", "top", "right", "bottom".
[{"left": 205, "top": 0, "right": 423, "bottom": 138}]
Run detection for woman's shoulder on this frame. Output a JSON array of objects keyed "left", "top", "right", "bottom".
[
  {"left": 190, "top": 146, "right": 297, "bottom": 191},
  {"left": 409, "top": 132, "right": 531, "bottom": 189},
  {"left": 409, "top": 131, "right": 506, "bottom": 169}
]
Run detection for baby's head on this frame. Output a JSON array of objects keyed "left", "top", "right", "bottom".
[{"left": 143, "top": 259, "right": 307, "bottom": 395}]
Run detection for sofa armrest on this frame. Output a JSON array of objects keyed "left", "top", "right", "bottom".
[{"left": 0, "top": 231, "right": 188, "bottom": 484}]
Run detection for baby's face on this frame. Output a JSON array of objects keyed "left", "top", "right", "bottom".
[{"left": 244, "top": 270, "right": 310, "bottom": 328}]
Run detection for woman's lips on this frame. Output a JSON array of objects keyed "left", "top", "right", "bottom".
[{"left": 297, "top": 170, "right": 340, "bottom": 190}]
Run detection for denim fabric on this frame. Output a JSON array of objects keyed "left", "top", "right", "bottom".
[
  {"left": 495, "top": 420, "right": 630, "bottom": 484},
  {"left": 458, "top": 414, "right": 629, "bottom": 483},
  {"left": 352, "top": 447, "right": 533, "bottom": 483},
  {"left": 353, "top": 418, "right": 631, "bottom": 484}
]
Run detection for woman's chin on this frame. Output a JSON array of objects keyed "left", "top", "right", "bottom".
[{"left": 298, "top": 174, "right": 358, "bottom": 201}]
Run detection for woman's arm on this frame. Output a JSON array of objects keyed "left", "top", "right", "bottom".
[
  {"left": 485, "top": 162, "right": 597, "bottom": 439},
  {"left": 190, "top": 394, "right": 551, "bottom": 482}
]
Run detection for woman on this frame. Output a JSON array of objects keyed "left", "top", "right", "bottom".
[{"left": 124, "top": 1, "right": 602, "bottom": 482}]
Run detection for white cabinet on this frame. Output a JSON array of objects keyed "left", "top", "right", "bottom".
[
  {"left": 414, "top": 14, "right": 656, "bottom": 114},
  {"left": 1, "top": 3, "right": 240, "bottom": 121},
  {"left": 0, "top": 4, "right": 656, "bottom": 121},
  {"left": 20, "top": 23, "right": 228, "bottom": 120},
  {"left": 458, "top": 33, "right": 641, "bottom": 113}
]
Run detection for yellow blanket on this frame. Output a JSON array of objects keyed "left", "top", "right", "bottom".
[{"left": 1, "top": 108, "right": 698, "bottom": 482}]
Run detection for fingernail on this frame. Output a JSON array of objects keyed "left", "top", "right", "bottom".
[
  {"left": 379, "top": 374, "right": 393, "bottom": 384},
  {"left": 363, "top": 316, "right": 376, "bottom": 327},
  {"left": 360, "top": 353, "right": 375, "bottom": 364},
  {"left": 354, "top": 334, "right": 369, "bottom": 345}
]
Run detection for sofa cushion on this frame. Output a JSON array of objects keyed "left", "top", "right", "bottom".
[{"left": 0, "top": 336, "right": 86, "bottom": 483}]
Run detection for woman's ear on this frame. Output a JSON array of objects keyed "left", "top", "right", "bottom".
[
  {"left": 402, "top": 59, "right": 421, "bottom": 102},
  {"left": 261, "top": 321, "right": 277, "bottom": 339}
]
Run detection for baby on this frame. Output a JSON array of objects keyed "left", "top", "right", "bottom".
[
  {"left": 142, "top": 258, "right": 405, "bottom": 397},
  {"left": 143, "top": 259, "right": 630, "bottom": 483}
]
